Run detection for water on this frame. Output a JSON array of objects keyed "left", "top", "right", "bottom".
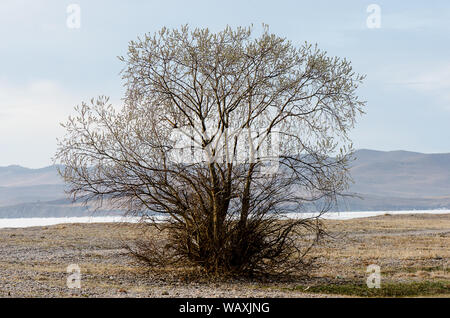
[
  {"left": 287, "top": 209, "right": 450, "bottom": 220},
  {"left": 0, "top": 215, "right": 150, "bottom": 229},
  {"left": 0, "top": 209, "right": 448, "bottom": 229}
]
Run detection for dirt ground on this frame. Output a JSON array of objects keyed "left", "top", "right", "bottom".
[{"left": 0, "top": 213, "right": 448, "bottom": 297}]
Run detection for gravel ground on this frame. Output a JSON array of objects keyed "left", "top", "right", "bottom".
[
  {"left": 0, "top": 214, "right": 448, "bottom": 298},
  {"left": 0, "top": 223, "right": 329, "bottom": 298}
]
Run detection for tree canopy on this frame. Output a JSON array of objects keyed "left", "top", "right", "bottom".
[{"left": 56, "top": 25, "right": 365, "bottom": 276}]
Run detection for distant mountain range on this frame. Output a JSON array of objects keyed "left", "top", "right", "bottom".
[
  {"left": 0, "top": 165, "right": 63, "bottom": 207},
  {"left": 0, "top": 165, "right": 120, "bottom": 218},
  {"left": 344, "top": 149, "right": 450, "bottom": 211},
  {"left": 0, "top": 149, "right": 449, "bottom": 217}
]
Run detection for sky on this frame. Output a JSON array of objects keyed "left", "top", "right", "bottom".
[{"left": 0, "top": 0, "right": 450, "bottom": 168}]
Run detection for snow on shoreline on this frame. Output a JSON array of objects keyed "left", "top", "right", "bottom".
[
  {"left": 0, "top": 210, "right": 449, "bottom": 229},
  {"left": 287, "top": 209, "right": 450, "bottom": 220}
]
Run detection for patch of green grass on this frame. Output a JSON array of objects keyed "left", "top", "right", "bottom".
[{"left": 294, "top": 281, "right": 450, "bottom": 297}]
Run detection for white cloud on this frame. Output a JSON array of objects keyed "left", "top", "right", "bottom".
[
  {"left": 0, "top": 79, "right": 79, "bottom": 167},
  {"left": 380, "top": 8, "right": 450, "bottom": 31},
  {"left": 408, "top": 65, "right": 450, "bottom": 110},
  {"left": 411, "top": 64, "right": 450, "bottom": 95},
  {"left": 382, "top": 63, "right": 450, "bottom": 110},
  {"left": 0, "top": 79, "right": 123, "bottom": 168},
  {"left": 0, "top": 79, "right": 76, "bottom": 126}
]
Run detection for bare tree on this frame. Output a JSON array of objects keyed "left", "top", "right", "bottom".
[{"left": 55, "top": 25, "right": 365, "bottom": 276}]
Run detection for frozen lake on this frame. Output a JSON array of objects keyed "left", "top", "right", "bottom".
[
  {"left": 288, "top": 209, "right": 450, "bottom": 220},
  {"left": 0, "top": 209, "right": 448, "bottom": 229}
]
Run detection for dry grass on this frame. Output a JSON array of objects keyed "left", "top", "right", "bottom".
[
  {"left": 0, "top": 213, "right": 448, "bottom": 297},
  {"left": 300, "top": 213, "right": 449, "bottom": 295}
]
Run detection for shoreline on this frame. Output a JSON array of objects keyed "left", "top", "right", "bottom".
[{"left": 0, "top": 209, "right": 449, "bottom": 229}]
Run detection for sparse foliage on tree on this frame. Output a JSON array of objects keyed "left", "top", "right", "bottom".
[{"left": 55, "top": 25, "right": 365, "bottom": 276}]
